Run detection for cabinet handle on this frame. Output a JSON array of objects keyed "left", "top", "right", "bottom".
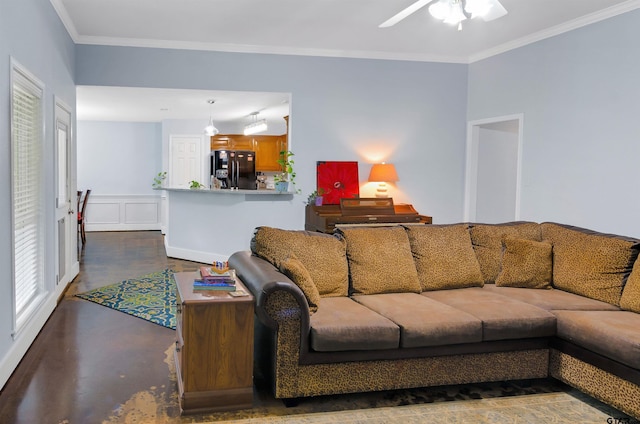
[{"left": 175, "top": 340, "right": 181, "bottom": 352}]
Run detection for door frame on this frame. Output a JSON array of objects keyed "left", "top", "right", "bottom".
[
  {"left": 463, "top": 113, "right": 524, "bottom": 222},
  {"left": 54, "top": 97, "right": 78, "bottom": 297}
]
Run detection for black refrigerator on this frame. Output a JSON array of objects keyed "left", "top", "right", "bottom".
[{"left": 211, "top": 150, "right": 257, "bottom": 190}]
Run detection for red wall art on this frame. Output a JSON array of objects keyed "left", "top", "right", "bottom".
[{"left": 316, "top": 161, "right": 360, "bottom": 205}]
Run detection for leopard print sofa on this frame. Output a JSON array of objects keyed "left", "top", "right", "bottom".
[{"left": 229, "top": 222, "right": 640, "bottom": 418}]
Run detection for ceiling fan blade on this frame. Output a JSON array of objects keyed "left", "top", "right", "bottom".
[
  {"left": 480, "top": 0, "right": 508, "bottom": 21},
  {"left": 379, "top": 0, "right": 433, "bottom": 28}
]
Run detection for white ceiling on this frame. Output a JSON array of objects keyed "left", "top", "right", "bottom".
[
  {"left": 53, "top": 0, "right": 639, "bottom": 63},
  {"left": 56, "top": 0, "right": 640, "bottom": 122},
  {"left": 76, "top": 86, "right": 291, "bottom": 123}
]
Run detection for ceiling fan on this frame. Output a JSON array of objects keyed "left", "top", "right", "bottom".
[{"left": 379, "top": 0, "right": 508, "bottom": 30}]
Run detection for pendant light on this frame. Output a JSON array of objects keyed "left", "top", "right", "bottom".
[
  {"left": 243, "top": 111, "right": 268, "bottom": 136},
  {"left": 204, "top": 99, "right": 219, "bottom": 136}
]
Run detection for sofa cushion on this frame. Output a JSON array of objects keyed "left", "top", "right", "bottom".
[
  {"left": 470, "top": 222, "right": 541, "bottom": 284},
  {"left": 280, "top": 255, "right": 321, "bottom": 314},
  {"left": 405, "top": 224, "right": 484, "bottom": 291},
  {"left": 422, "top": 288, "right": 556, "bottom": 341},
  {"left": 541, "top": 223, "right": 640, "bottom": 306},
  {"left": 495, "top": 237, "right": 552, "bottom": 289},
  {"left": 251, "top": 226, "right": 349, "bottom": 297},
  {"left": 620, "top": 258, "right": 640, "bottom": 313},
  {"left": 338, "top": 227, "right": 422, "bottom": 295},
  {"left": 554, "top": 310, "right": 640, "bottom": 370},
  {"left": 483, "top": 285, "right": 620, "bottom": 311},
  {"left": 309, "top": 297, "right": 399, "bottom": 351},
  {"left": 352, "top": 293, "right": 482, "bottom": 348}
]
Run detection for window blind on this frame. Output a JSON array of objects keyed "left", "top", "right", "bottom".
[{"left": 11, "top": 63, "right": 45, "bottom": 333}]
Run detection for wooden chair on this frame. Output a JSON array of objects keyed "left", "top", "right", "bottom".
[
  {"left": 77, "top": 190, "right": 83, "bottom": 218},
  {"left": 77, "top": 189, "right": 91, "bottom": 244}
]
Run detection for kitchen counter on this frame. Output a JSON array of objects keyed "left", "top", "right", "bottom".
[
  {"left": 159, "top": 187, "right": 297, "bottom": 264},
  {"left": 159, "top": 187, "right": 292, "bottom": 195}
]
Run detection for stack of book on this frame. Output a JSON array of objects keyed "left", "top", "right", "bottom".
[{"left": 193, "top": 264, "right": 236, "bottom": 291}]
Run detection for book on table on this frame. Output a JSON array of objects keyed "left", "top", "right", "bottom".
[
  {"left": 194, "top": 278, "right": 235, "bottom": 289},
  {"left": 193, "top": 283, "right": 236, "bottom": 291},
  {"left": 199, "top": 266, "right": 235, "bottom": 281},
  {"left": 194, "top": 264, "right": 237, "bottom": 291}
]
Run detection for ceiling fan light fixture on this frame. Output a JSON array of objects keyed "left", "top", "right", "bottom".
[
  {"left": 428, "top": 0, "right": 450, "bottom": 21},
  {"left": 380, "top": 0, "right": 506, "bottom": 29},
  {"left": 465, "top": 0, "right": 493, "bottom": 18},
  {"left": 443, "top": 1, "right": 467, "bottom": 26}
]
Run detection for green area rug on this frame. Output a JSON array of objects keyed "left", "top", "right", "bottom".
[{"left": 76, "top": 269, "right": 176, "bottom": 329}]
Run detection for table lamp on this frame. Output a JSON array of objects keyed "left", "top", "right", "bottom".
[{"left": 368, "top": 163, "right": 399, "bottom": 198}]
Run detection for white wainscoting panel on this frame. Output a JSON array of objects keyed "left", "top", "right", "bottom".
[{"left": 85, "top": 194, "right": 162, "bottom": 232}]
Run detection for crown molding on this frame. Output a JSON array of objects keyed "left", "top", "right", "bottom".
[
  {"left": 75, "top": 36, "right": 469, "bottom": 64},
  {"left": 52, "top": 0, "right": 640, "bottom": 65},
  {"left": 49, "top": 0, "right": 80, "bottom": 41},
  {"left": 469, "top": 0, "right": 640, "bottom": 63}
]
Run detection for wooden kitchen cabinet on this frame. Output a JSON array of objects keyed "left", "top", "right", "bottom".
[
  {"left": 210, "top": 135, "right": 255, "bottom": 151},
  {"left": 174, "top": 272, "right": 254, "bottom": 414},
  {"left": 211, "top": 134, "right": 287, "bottom": 172},
  {"left": 254, "top": 136, "right": 287, "bottom": 172}
]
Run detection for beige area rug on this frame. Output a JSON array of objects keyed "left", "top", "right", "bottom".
[
  {"left": 195, "top": 393, "right": 632, "bottom": 424},
  {"left": 102, "top": 346, "right": 637, "bottom": 424}
]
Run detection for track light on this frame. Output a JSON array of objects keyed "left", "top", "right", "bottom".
[{"left": 244, "top": 112, "right": 268, "bottom": 136}]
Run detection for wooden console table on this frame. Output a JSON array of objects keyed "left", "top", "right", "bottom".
[{"left": 173, "top": 271, "right": 254, "bottom": 414}]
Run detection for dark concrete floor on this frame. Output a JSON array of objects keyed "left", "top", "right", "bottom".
[{"left": 0, "top": 231, "right": 201, "bottom": 424}]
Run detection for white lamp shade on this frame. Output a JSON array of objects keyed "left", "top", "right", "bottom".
[{"left": 204, "top": 123, "right": 219, "bottom": 136}]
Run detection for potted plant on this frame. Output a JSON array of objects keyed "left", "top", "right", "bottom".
[
  {"left": 305, "top": 188, "right": 325, "bottom": 206},
  {"left": 274, "top": 150, "right": 300, "bottom": 193},
  {"left": 152, "top": 171, "right": 167, "bottom": 189},
  {"left": 189, "top": 180, "right": 205, "bottom": 189}
]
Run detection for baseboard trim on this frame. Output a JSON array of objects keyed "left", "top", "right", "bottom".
[
  {"left": 87, "top": 223, "right": 162, "bottom": 232},
  {"left": 164, "top": 238, "right": 229, "bottom": 264},
  {"left": 0, "top": 295, "right": 57, "bottom": 391}
]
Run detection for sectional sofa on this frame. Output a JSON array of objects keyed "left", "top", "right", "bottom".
[{"left": 228, "top": 222, "right": 640, "bottom": 418}]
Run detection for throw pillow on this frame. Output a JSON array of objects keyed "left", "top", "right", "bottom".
[
  {"left": 405, "top": 224, "right": 484, "bottom": 291},
  {"left": 251, "top": 226, "right": 348, "bottom": 297},
  {"left": 620, "top": 257, "right": 640, "bottom": 313},
  {"left": 495, "top": 237, "right": 552, "bottom": 289},
  {"left": 541, "top": 223, "right": 640, "bottom": 306},
  {"left": 337, "top": 227, "right": 422, "bottom": 295},
  {"left": 469, "top": 222, "right": 541, "bottom": 284},
  {"left": 280, "top": 255, "right": 321, "bottom": 314}
]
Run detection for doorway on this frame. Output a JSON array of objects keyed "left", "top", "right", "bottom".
[
  {"left": 464, "top": 114, "right": 523, "bottom": 223},
  {"left": 54, "top": 98, "right": 78, "bottom": 296}
]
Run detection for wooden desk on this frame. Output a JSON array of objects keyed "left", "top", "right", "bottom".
[{"left": 173, "top": 271, "right": 254, "bottom": 414}]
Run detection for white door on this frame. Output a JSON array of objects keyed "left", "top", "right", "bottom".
[
  {"left": 54, "top": 99, "right": 77, "bottom": 296},
  {"left": 464, "top": 115, "right": 523, "bottom": 223},
  {"left": 169, "top": 135, "right": 204, "bottom": 188}
]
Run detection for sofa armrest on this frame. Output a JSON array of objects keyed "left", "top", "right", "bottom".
[{"left": 229, "top": 251, "right": 311, "bottom": 331}]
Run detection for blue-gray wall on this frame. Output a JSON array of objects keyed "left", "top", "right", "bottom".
[
  {"left": 78, "top": 121, "right": 162, "bottom": 194},
  {"left": 75, "top": 46, "right": 470, "bottom": 229},
  {"left": 468, "top": 9, "right": 640, "bottom": 237},
  {"left": 0, "top": 0, "right": 76, "bottom": 388}
]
